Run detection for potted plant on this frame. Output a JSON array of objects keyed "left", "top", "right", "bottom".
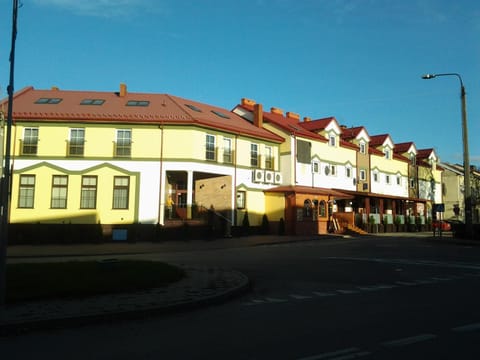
[
  {"left": 394, "top": 215, "right": 402, "bottom": 232},
  {"left": 368, "top": 215, "right": 377, "bottom": 233}
]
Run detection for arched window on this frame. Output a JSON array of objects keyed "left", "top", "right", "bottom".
[
  {"left": 319, "top": 200, "right": 326, "bottom": 217},
  {"left": 303, "top": 199, "right": 312, "bottom": 218}
]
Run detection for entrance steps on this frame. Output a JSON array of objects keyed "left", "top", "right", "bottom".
[{"left": 345, "top": 224, "right": 369, "bottom": 235}]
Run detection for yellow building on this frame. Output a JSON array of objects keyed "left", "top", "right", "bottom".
[{"left": 3, "top": 85, "right": 284, "bottom": 235}]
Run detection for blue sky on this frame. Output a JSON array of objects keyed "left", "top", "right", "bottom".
[{"left": 1, "top": 0, "right": 479, "bottom": 166}]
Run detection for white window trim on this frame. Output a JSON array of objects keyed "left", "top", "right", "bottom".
[{"left": 360, "top": 169, "right": 367, "bottom": 181}]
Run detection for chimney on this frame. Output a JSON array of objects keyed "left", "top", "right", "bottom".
[
  {"left": 303, "top": 116, "right": 311, "bottom": 122},
  {"left": 270, "top": 107, "right": 283, "bottom": 116},
  {"left": 286, "top": 111, "right": 300, "bottom": 121},
  {"left": 241, "top": 98, "right": 256, "bottom": 106},
  {"left": 51, "top": 86, "right": 59, "bottom": 91},
  {"left": 119, "top": 83, "right": 127, "bottom": 97},
  {"left": 253, "top": 103, "right": 263, "bottom": 128}
]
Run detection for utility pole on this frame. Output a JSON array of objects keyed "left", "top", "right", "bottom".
[{"left": 0, "top": 0, "right": 20, "bottom": 306}]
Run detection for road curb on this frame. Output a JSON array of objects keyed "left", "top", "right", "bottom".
[{"left": 0, "top": 268, "right": 251, "bottom": 336}]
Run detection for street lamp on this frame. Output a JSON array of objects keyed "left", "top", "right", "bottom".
[
  {"left": 422, "top": 73, "right": 472, "bottom": 238},
  {"left": 0, "top": 0, "right": 19, "bottom": 307}
]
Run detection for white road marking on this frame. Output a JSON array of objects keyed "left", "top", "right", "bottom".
[
  {"left": 381, "top": 333, "right": 437, "bottom": 347},
  {"left": 336, "top": 289, "right": 359, "bottom": 294},
  {"left": 395, "top": 281, "right": 419, "bottom": 286},
  {"left": 356, "top": 286, "right": 380, "bottom": 291},
  {"left": 264, "top": 297, "right": 288, "bottom": 303},
  {"left": 290, "top": 294, "right": 313, "bottom": 300},
  {"left": 312, "top": 291, "right": 337, "bottom": 297},
  {"left": 452, "top": 322, "right": 480, "bottom": 332},
  {"left": 297, "top": 347, "right": 369, "bottom": 360}
]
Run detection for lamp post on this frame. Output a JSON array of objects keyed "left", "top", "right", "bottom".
[
  {"left": 0, "top": 0, "right": 19, "bottom": 306},
  {"left": 422, "top": 73, "right": 472, "bottom": 238}
]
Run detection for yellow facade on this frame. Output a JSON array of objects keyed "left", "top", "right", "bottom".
[{"left": 11, "top": 161, "right": 139, "bottom": 224}]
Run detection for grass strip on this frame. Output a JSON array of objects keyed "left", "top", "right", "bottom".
[{"left": 6, "top": 260, "right": 185, "bottom": 304}]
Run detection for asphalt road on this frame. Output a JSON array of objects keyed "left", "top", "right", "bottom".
[{"left": 2, "top": 236, "right": 480, "bottom": 359}]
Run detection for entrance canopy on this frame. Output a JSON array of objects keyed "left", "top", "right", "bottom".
[{"left": 264, "top": 185, "right": 354, "bottom": 200}]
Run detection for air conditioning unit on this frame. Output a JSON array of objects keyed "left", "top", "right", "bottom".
[
  {"left": 264, "top": 171, "right": 274, "bottom": 184},
  {"left": 252, "top": 169, "right": 265, "bottom": 183},
  {"left": 274, "top": 172, "right": 283, "bottom": 184}
]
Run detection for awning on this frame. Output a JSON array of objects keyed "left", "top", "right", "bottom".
[{"left": 264, "top": 185, "right": 354, "bottom": 199}]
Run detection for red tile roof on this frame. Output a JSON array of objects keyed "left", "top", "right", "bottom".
[
  {"left": 395, "top": 142, "right": 418, "bottom": 154},
  {"left": 4, "top": 86, "right": 284, "bottom": 143},
  {"left": 340, "top": 126, "right": 368, "bottom": 141},
  {"left": 237, "top": 103, "right": 325, "bottom": 141},
  {"left": 299, "top": 117, "right": 336, "bottom": 132},
  {"left": 416, "top": 148, "right": 435, "bottom": 159},
  {"left": 369, "top": 134, "right": 391, "bottom": 147}
]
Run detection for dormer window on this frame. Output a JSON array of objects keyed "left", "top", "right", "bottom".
[
  {"left": 385, "top": 148, "right": 391, "bottom": 160},
  {"left": 329, "top": 134, "right": 336, "bottom": 147},
  {"left": 410, "top": 153, "right": 416, "bottom": 165},
  {"left": 359, "top": 142, "right": 366, "bottom": 154}
]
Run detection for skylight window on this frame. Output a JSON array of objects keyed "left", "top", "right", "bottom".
[
  {"left": 185, "top": 104, "right": 202, "bottom": 112},
  {"left": 211, "top": 110, "right": 230, "bottom": 119},
  {"left": 80, "top": 99, "right": 105, "bottom": 105},
  {"left": 126, "top": 100, "right": 150, "bottom": 107},
  {"left": 35, "top": 98, "right": 62, "bottom": 104}
]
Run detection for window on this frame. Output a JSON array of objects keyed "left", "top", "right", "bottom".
[
  {"left": 359, "top": 142, "right": 366, "bottom": 154},
  {"left": 185, "top": 104, "right": 202, "bottom": 112},
  {"left": 303, "top": 199, "right": 312, "bottom": 218},
  {"left": 410, "top": 177, "right": 415, "bottom": 188},
  {"left": 312, "top": 161, "right": 320, "bottom": 173},
  {"left": 80, "top": 176, "right": 97, "bottom": 209},
  {"left": 410, "top": 153, "right": 416, "bottom": 165},
  {"left": 116, "top": 129, "right": 131, "bottom": 157},
  {"left": 396, "top": 175, "right": 401, "bottom": 186},
  {"left": 206, "top": 134, "right": 216, "bottom": 161},
  {"left": 51, "top": 175, "right": 68, "bottom": 209},
  {"left": 250, "top": 143, "right": 259, "bottom": 167},
  {"left": 35, "top": 98, "right": 62, "bottom": 104},
  {"left": 360, "top": 169, "right": 367, "bottom": 181},
  {"left": 265, "top": 146, "right": 273, "bottom": 169},
  {"left": 319, "top": 200, "right": 326, "bottom": 217},
  {"left": 80, "top": 99, "right": 105, "bottom": 105},
  {"left": 236, "top": 191, "right": 246, "bottom": 209},
  {"left": 69, "top": 128, "right": 85, "bottom": 156},
  {"left": 18, "top": 175, "right": 35, "bottom": 208},
  {"left": 329, "top": 134, "right": 336, "bottom": 147},
  {"left": 113, "top": 176, "right": 129, "bottom": 209},
  {"left": 211, "top": 110, "right": 230, "bottom": 119},
  {"left": 346, "top": 166, "right": 352, "bottom": 178},
  {"left": 324, "top": 164, "right": 336, "bottom": 176},
  {"left": 126, "top": 100, "right": 149, "bottom": 106},
  {"left": 22, "top": 128, "right": 39, "bottom": 155},
  {"left": 385, "top": 174, "right": 391, "bottom": 184},
  {"left": 385, "top": 149, "right": 391, "bottom": 159},
  {"left": 373, "top": 172, "right": 379, "bottom": 182},
  {"left": 223, "top": 138, "right": 232, "bottom": 163}
]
